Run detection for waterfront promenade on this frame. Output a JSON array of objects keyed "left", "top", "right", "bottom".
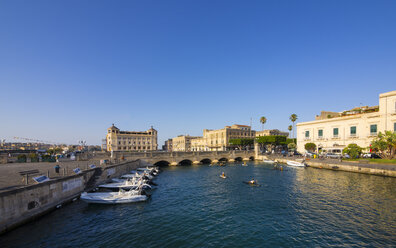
[
  {"left": 0, "top": 160, "right": 102, "bottom": 192},
  {"left": 268, "top": 155, "right": 396, "bottom": 177}
]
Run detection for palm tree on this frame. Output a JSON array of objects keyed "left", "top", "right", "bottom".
[
  {"left": 288, "top": 125, "right": 292, "bottom": 137},
  {"left": 289, "top": 114, "right": 298, "bottom": 140},
  {"left": 260, "top": 116, "right": 267, "bottom": 131}
]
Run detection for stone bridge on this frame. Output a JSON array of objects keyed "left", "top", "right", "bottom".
[{"left": 113, "top": 151, "right": 256, "bottom": 166}]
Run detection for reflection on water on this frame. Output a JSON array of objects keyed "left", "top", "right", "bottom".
[{"left": 0, "top": 162, "right": 395, "bottom": 248}]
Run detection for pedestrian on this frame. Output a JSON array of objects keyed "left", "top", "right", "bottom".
[{"left": 54, "top": 164, "right": 60, "bottom": 174}]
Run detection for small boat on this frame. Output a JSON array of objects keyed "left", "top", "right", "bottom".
[
  {"left": 286, "top": 160, "right": 305, "bottom": 167},
  {"left": 220, "top": 173, "right": 227, "bottom": 179},
  {"left": 80, "top": 189, "right": 148, "bottom": 204},
  {"left": 243, "top": 180, "right": 260, "bottom": 186},
  {"left": 263, "top": 159, "right": 275, "bottom": 164},
  {"left": 242, "top": 162, "right": 248, "bottom": 166}
]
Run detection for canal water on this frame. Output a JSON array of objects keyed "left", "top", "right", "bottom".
[{"left": 1, "top": 162, "right": 395, "bottom": 247}]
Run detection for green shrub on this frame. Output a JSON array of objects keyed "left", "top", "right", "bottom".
[
  {"left": 342, "top": 144, "right": 363, "bottom": 158},
  {"left": 304, "top": 143, "right": 316, "bottom": 152}
]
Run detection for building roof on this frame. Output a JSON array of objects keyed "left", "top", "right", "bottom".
[{"left": 108, "top": 124, "right": 119, "bottom": 130}]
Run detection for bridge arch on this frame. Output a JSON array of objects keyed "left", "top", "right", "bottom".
[
  {"left": 154, "top": 160, "right": 170, "bottom": 167},
  {"left": 200, "top": 158, "right": 212, "bottom": 164},
  {"left": 234, "top": 157, "right": 242, "bottom": 162},
  {"left": 179, "top": 159, "right": 193, "bottom": 166},
  {"left": 218, "top": 157, "right": 228, "bottom": 162},
  {"left": 249, "top": 156, "right": 255, "bottom": 161}
]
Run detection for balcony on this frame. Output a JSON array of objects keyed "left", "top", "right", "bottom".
[
  {"left": 316, "top": 137, "right": 324, "bottom": 140},
  {"left": 369, "top": 132, "right": 378, "bottom": 137},
  {"left": 348, "top": 134, "right": 358, "bottom": 139},
  {"left": 332, "top": 135, "right": 340, "bottom": 139},
  {"left": 304, "top": 137, "right": 311, "bottom": 141}
]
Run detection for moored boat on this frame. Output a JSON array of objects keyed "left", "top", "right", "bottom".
[
  {"left": 263, "top": 159, "right": 275, "bottom": 164},
  {"left": 286, "top": 160, "right": 305, "bottom": 167},
  {"left": 80, "top": 188, "right": 148, "bottom": 204}
]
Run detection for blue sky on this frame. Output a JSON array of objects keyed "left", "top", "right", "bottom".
[{"left": 0, "top": 0, "right": 395, "bottom": 146}]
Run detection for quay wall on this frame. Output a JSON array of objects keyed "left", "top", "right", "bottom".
[
  {"left": 273, "top": 157, "right": 396, "bottom": 177},
  {"left": 0, "top": 160, "right": 141, "bottom": 234}
]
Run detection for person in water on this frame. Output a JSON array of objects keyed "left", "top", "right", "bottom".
[
  {"left": 221, "top": 172, "right": 225, "bottom": 177},
  {"left": 249, "top": 179, "right": 255, "bottom": 184}
]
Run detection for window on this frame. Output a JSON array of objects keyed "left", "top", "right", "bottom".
[
  {"left": 318, "top": 129, "right": 323, "bottom": 137},
  {"left": 350, "top": 126, "right": 356, "bottom": 136},
  {"left": 394, "top": 122, "right": 396, "bottom": 132},
  {"left": 370, "top": 124, "right": 377, "bottom": 135},
  {"left": 333, "top": 128, "right": 339, "bottom": 137},
  {"left": 305, "top": 131, "right": 310, "bottom": 138}
]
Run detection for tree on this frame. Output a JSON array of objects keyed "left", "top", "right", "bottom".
[
  {"left": 342, "top": 144, "right": 363, "bottom": 159},
  {"left": 256, "top": 135, "right": 286, "bottom": 152},
  {"left": 304, "top": 142, "right": 316, "bottom": 152},
  {"left": 229, "top": 138, "right": 254, "bottom": 150},
  {"left": 371, "top": 131, "right": 396, "bottom": 159},
  {"left": 260, "top": 116, "right": 267, "bottom": 131},
  {"left": 288, "top": 125, "right": 292, "bottom": 137},
  {"left": 289, "top": 114, "right": 298, "bottom": 141},
  {"left": 287, "top": 143, "right": 296, "bottom": 151}
]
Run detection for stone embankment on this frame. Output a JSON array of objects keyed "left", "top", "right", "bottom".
[
  {"left": 0, "top": 159, "right": 143, "bottom": 234},
  {"left": 269, "top": 156, "right": 396, "bottom": 178}
]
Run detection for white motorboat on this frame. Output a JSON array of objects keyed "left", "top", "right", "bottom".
[
  {"left": 263, "top": 159, "right": 275, "bottom": 164},
  {"left": 80, "top": 189, "right": 148, "bottom": 204},
  {"left": 99, "top": 181, "right": 151, "bottom": 190},
  {"left": 286, "top": 160, "right": 305, "bottom": 167}
]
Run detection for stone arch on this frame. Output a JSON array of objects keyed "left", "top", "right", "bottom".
[
  {"left": 249, "top": 156, "right": 255, "bottom": 161},
  {"left": 218, "top": 157, "right": 228, "bottom": 162},
  {"left": 154, "top": 160, "right": 170, "bottom": 167},
  {"left": 179, "top": 159, "right": 193, "bottom": 166},
  {"left": 200, "top": 158, "right": 212, "bottom": 164},
  {"left": 234, "top": 157, "right": 243, "bottom": 162}
]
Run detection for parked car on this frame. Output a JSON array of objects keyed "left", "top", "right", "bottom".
[
  {"left": 305, "top": 152, "right": 318, "bottom": 158},
  {"left": 289, "top": 151, "right": 302, "bottom": 156},
  {"left": 342, "top": 154, "right": 350, "bottom": 159},
  {"left": 326, "top": 153, "right": 342, "bottom": 159},
  {"left": 362, "top": 153, "right": 381, "bottom": 159}
]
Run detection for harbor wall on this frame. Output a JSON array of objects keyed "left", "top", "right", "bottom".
[
  {"left": 0, "top": 160, "right": 141, "bottom": 234},
  {"left": 274, "top": 158, "right": 396, "bottom": 177}
]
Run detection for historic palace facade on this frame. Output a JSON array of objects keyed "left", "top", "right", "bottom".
[
  {"left": 297, "top": 90, "right": 396, "bottom": 153},
  {"left": 191, "top": 124, "right": 256, "bottom": 151},
  {"left": 106, "top": 124, "right": 158, "bottom": 152}
]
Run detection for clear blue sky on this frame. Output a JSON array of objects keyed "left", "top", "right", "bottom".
[{"left": 0, "top": 0, "right": 395, "bottom": 146}]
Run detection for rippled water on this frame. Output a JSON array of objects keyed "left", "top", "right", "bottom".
[{"left": 1, "top": 162, "right": 395, "bottom": 247}]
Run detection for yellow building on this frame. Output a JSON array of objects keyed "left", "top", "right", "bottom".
[
  {"left": 106, "top": 124, "right": 157, "bottom": 152},
  {"left": 172, "top": 135, "right": 201, "bottom": 152},
  {"left": 297, "top": 90, "right": 396, "bottom": 153},
  {"left": 191, "top": 124, "right": 256, "bottom": 151}
]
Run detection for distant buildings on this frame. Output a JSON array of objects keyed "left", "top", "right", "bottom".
[
  {"left": 191, "top": 124, "right": 256, "bottom": 151},
  {"left": 162, "top": 139, "right": 173, "bottom": 152},
  {"left": 106, "top": 124, "right": 158, "bottom": 152},
  {"left": 172, "top": 135, "right": 201, "bottom": 152},
  {"left": 297, "top": 90, "right": 396, "bottom": 153}
]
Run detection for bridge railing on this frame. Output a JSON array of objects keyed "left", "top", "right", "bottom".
[{"left": 115, "top": 150, "right": 254, "bottom": 159}]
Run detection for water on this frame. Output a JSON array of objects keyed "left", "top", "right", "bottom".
[{"left": 1, "top": 162, "right": 396, "bottom": 247}]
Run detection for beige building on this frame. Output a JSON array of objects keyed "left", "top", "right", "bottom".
[
  {"left": 256, "top": 129, "right": 289, "bottom": 137},
  {"left": 106, "top": 124, "right": 158, "bottom": 152},
  {"left": 162, "top": 139, "right": 173, "bottom": 152},
  {"left": 297, "top": 90, "right": 396, "bottom": 153},
  {"left": 172, "top": 135, "right": 201, "bottom": 152},
  {"left": 191, "top": 124, "right": 256, "bottom": 151}
]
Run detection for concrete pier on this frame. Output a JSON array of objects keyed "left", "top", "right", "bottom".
[{"left": 0, "top": 160, "right": 142, "bottom": 234}]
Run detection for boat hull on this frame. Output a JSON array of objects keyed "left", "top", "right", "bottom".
[
  {"left": 286, "top": 161, "right": 305, "bottom": 167},
  {"left": 80, "top": 192, "right": 148, "bottom": 204}
]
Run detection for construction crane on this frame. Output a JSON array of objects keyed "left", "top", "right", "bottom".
[{"left": 13, "top": 137, "right": 63, "bottom": 145}]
